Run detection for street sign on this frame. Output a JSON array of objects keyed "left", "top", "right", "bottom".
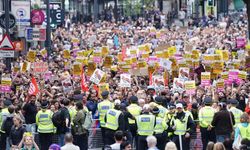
[
  {"left": 11, "top": 1, "right": 31, "bottom": 26},
  {"left": 26, "top": 28, "right": 33, "bottom": 41},
  {"left": 0, "top": 13, "right": 16, "bottom": 29},
  {"left": 0, "top": 34, "right": 15, "bottom": 58},
  {"left": 0, "top": 34, "right": 14, "bottom": 50},
  {"left": 50, "top": 2, "right": 64, "bottom": 26}
]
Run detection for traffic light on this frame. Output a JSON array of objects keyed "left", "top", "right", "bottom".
[{"left": 208, "top": 0, "right": 214, "bottom": 6}]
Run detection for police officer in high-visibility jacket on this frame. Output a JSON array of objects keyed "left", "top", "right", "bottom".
[
  {"left": 36, "top": 101, "right": 55, "bottom": 150},
  {"left": 199, "top": 97, "right": 216, "bottom": 150},
  {"left": 172, "top": 103, "right": 195, "bottom": 150},
  {"left": 0, "top": 100, "right": 11, "bottom": 149},
  {"left": 104, "top": 100, "right": 124, "bottom": 145},
  {"left": 127, "top": 96, "right": 141, "bottom": 146},
  {"left": 97, "top": 91, "right": 114, "bottom": 146},
  {"left": 136, "top": 104, "right": 156, "bottom": 150},
  {"left": 152, "top": 107, "right": 167, "bottom": 150},
  {"left": 166, "top": 103, "right": 176, "bottom": 141},
  {"left": 154, "top": 96, "right": 168, "bottom": 119},
  {"left": 228, "top": 99, "right": 243, "bottom": 127},
  {"left": 233, "top": 113, "right": 250, "bottom": 149}
]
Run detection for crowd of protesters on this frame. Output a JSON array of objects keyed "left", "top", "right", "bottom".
[{"left": 0, "top": 8, "right": 250, "bottom": 150}]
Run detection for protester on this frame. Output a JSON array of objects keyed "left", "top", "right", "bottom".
[
  {"left": 120, "top": 141, "right": 132, "bottom": 150},
  {"left": 110, "top": 130, "right": 124, "bottom": 150},
  {"left": 61, "top": 133, "right": 80, "bottom": 150},
  {"left": 146, "top": 135, "right": 159, "bottom": 150},
  {"left": 165, "top": 141, "right": 177, "bottom": 150},
  {"left": 213, "top": 142, "right": 226, "bottom": 150},
  {"left": 18, "top": 133, "right": 40, "bottom": 150},
  {"left": 211, "top": 102, "right": 235, "bottom": 143}
]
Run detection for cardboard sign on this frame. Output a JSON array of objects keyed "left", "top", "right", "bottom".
[
  {"left": 120, "top": 73, "right": 131, "bottom": 87},
  {"left": 0, "top": 77, "right": 12, "bottom": 93},
  {"left": 173, "top": 78, "right": 184, "bottom": 93},
  {"left": 87, "top": 62, "right": 96, "bottom": 76},
  {"left": 90, "top": 69, "right": 105, "bottom": 85},
  {"left": 201, "top": 72, "right": 211, "bottom": 86},
  {"left": 152, "top": 75, "right": 165, "bottom": 91},
  {"left": 238, "top": 71, "right": 247, "bottom": 80},
  {"left": 63, "top": 50, "right": 70, "bottom": 59},
  {"left": 159, "top": 59, "right": 172, "bottom": 70},
  {"left": 72, "top": 63, "right": 82, "bottom": 76},
  {"left": 21, "top": 61, "right": 30, "bottom": 72},
  {"left": 27, "top": 50, "right": 36, "bottom": 62},
  {"left": 98, "top": 83, "right": 109, "bottom": 97},
  {"left": 62, "top": 77, "right": 73, "bottom": 93},
  {"left": 33, "top": 62, "right": 48, "bottom": 73},
  {"left": 40, "top": 49, "right": 47, "bottom": 58},
  {"left": 179, "top": 67, "right": 189, "bottom": 81},
  {"left": 184, "top": 80, "right": 196, "bottom": 95},
  {"left": 216, "top": 79, "right": 225, "bottom": 92}
]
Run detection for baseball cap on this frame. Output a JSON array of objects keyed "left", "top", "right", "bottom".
[{"left": 176, "top": 103, "right": 183, "bottom": 109}]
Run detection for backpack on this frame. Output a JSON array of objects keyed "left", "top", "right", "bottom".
[
  {"left": 83, "top": 110, "right": 93, "bottom": 130},
  {"left": 1, "top": 116, "right": 14, "bottom": 136},
  {"left": 52, "top": 110, "right": 63, "bottom": 128}
]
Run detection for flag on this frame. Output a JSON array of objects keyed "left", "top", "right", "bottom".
[
  {"left": 81, "top": 71, "right": 89, "bottom": 92},
  {"left": 28, "top": 77, "right": 39, "bottom": 96}
]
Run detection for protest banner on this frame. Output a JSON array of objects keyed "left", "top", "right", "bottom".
[
  {"left": 159, "top": 59, "right": 172, "bottom": 70},
  {"left": 201, "top": 72, "right": 211, "bottom": 87},
  {"left": 152, "top": 75, "right": 165, "bottom": 91},
  {"left": 90, "top": 69, "right": 105, "bottom": 85},
  {"left": 238, "top": 71, "right": 247, "bottom": 80},
  {"left": 228, "top": 69, "right": 239, "bottom": 84},
  {"left": 21, "top": 61, "right": 30, "bottom": 73},
  {"left": 0, "top": 77, "right": 11, "bottom": 93},
  {"left": 27, "top": 50, "right": 36, "bottom": 62},
  {"left": 87, "top": 62, "right": 96, "bottom": 76},
  {"left": 33, "top": 62, "right": 48, "bottom": 74},
  {"left": 236, "top": 37, "right": 246, "bottom": 48},
  {"left": 120, "top": 73, "right": 131, "bottom": 87},
  {"left": 62, "top": 77, "right": 73, "bottom": 93},
  {"left": 184, "top": 80, "right": 196, "bottom": 95},
  {"left": 179, "top": 67, "right": 189, "bottom": 81}
]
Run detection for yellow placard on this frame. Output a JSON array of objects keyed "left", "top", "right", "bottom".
[
  {"left": 155, "top": 51, "right": 163, "bottom": 58},
  {"left": 131, "top": 57, "right": 137, "bottom": 63},
  {"left": 130, "top": 49, "right": 137, "bottom": 55},
  {"left": 40, "top": 49, "right": 47, "bottom": 58},
  {"left": 138, "top": 61, "right": 147, "bottom": 68},
  {"left": 103, "top": 56, "right": 112, "bottom": 68},
  {"left": 87, "top": 62, "right": 96, "bottom": 76},
  {"left": 216, "top": 80, "right": 225, "bottom": 89},
  {"left": 203, "top": 54, "right": 214, "bottom": 62},
  {"left": 142, "top": 53, "right": 149, "bottom": 59},
  {"left": 221, "top": 72, "right": 228, "bottom": 80},
  {"left": 63, "top": 50, "right": 70, "bottom": 59},
  {"left": 117, "top": 53, "right": 123, "bottom": 62},
  {"left": 238, "top": 71, "right": 247, "bottom": 79},
  {"left": 214, "top": 54, "right": 222, "bottom": 61},
  {"left": 27, "top": 51, "right": 36, "bottom": 62},
  {"left": 212, "top": 61, "right": 224, "bottom": 74},
  {"left": 1, "top": 78, "right": 11, "bottom": 86},
  {"left": 102, "top": 46, "right": 109, "bottom": 55},
  {"left": 111, "top": 65, "right": 118, "bottom": 71},
  {"left": 124, "top": 58, "right": 132, "bottom": 65},
  {"left": 73, "top": 63, "right": 82, "bottom": 76},
  {"left": 163, "top": 50, "right": 169, "bottom": 59},
  {"left": 98, "top": 83, "right": 109, "bottom": 98},
  {"left": 77, "top": 51, "right": 85, "bottom": 57},
  {"left": 222, "top": 50, "right": 229, "bottom": 61},
  {"left": 201, "top": 72, "right": 211, "bottom": 80},
  {"left": 168, "top": 46, "right": 176, "bottom": 56}
]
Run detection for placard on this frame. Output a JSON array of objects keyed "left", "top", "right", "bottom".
[
  {"left": 33, "top": 62, "right": 48, "bottom": 73},
  {"left": 27, "top": 50, "right": 36, "bottom": 62},
  {"left": 120, "top": 73, "right": 131, "bottom": 88},
  {"left": 184, "top": 80, "right": 196, "bottom": 95},
  {"left": 0, "top": 77, "right": 12, "bottom": 92},
  {"left": 90, "top": 69, "right": 105, "bottom": 85},
  {"left": 201, "top": 72, "right": 211, "bottom": 86},
  {"left": 73, "top": 63, "right": 82, "bottom": 76}
]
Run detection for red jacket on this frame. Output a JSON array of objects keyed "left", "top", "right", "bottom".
[{"left": 245, "top": 106, "right": 250, "bottom": 116}]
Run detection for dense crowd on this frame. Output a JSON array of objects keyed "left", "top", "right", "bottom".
[{"left": 0, "top": 12, "right": 250, "bottom": 150}]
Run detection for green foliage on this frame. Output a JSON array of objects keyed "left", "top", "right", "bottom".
[{"left": 123, "top": 0, "right": 156, "bottom": 17}]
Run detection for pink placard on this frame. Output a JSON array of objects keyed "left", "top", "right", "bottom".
[
  {"left": 0, "top": 86, "right": 11, "bottom": 93},
  {"left": 236, "top": 37, "right": 246, "bottom": 48}
]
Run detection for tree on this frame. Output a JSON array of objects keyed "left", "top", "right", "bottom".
[{"left": 243, "top": 0, "right": 250, "bottom": 40}]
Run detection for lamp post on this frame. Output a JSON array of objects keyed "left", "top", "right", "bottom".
[{"left": 46, "top": 0, "right": 51, "bottom": 56}]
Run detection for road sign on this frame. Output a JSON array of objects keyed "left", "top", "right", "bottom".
[
  {"left": 50, "top": 2, "right": 64, "bottom": 26},
  {"left": 0, "top": 34, "right": 15, "bottom": 58},
  {"left": 0, "top": 13, "right": 16, "bottom": 29},
  {"left": 26, "top": 28, "right": 33, "bottom": 41},
  {"left": 0, "top": 34, "right": 14, "bottom": 50},
  {"left": 11, "top": 1, "right": 31, "bottom": 25}
]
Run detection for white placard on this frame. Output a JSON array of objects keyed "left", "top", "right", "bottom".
[
  {"left": 90, "top": 69, "right": 105, "bottom": 85},
  {"left": 120, "top": 73, "right": 131, "bottom": 87}
]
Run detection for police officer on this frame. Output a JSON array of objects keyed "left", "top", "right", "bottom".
[
  {"left": 36, "top": 101, "right": 55, "bottom": 150},
  {"left": 97, "top": 91, "right": 114, "bottom": 145},
  {"left": 154, "top": 96, "right": 168, "bottom": 119},
  {"left": 104, "top": 100, "right": 124, "bottom": 145},
  {"left": 182, "top": 101, "right": 194, "bottom": 120},
  {"left": 228, "top": 99, "right": 243, "bottom": 126},
  {"left": 234, "top": 113, "right": 250, "bottom": 142},
  {"left": 0, "top": 100, "right": 11, "bottom": 149},
  {"left": 136, "top": 104, "right": 156, "bottom": 150},
  {"left": 152, "top": 107, "right": 167, "bottom": 150},
  {"left": 199, "top": 97, "right": 216, "bottom": 150},
  {"left": 166, "top": 103, "right": 176, "bottom": 140},
  {"left": 127, "top": 96, "right": 141, "bottom": 146},
  {"left": 172, "top": 103, "right": 195, "bottom": 150}
]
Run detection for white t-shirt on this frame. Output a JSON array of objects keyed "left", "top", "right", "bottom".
[
  {"left": 61, "top": 143, "right": 80, "bottom": 150},
  {"left": 110, "top": 143, "right": 121, "bottom": 150}
]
